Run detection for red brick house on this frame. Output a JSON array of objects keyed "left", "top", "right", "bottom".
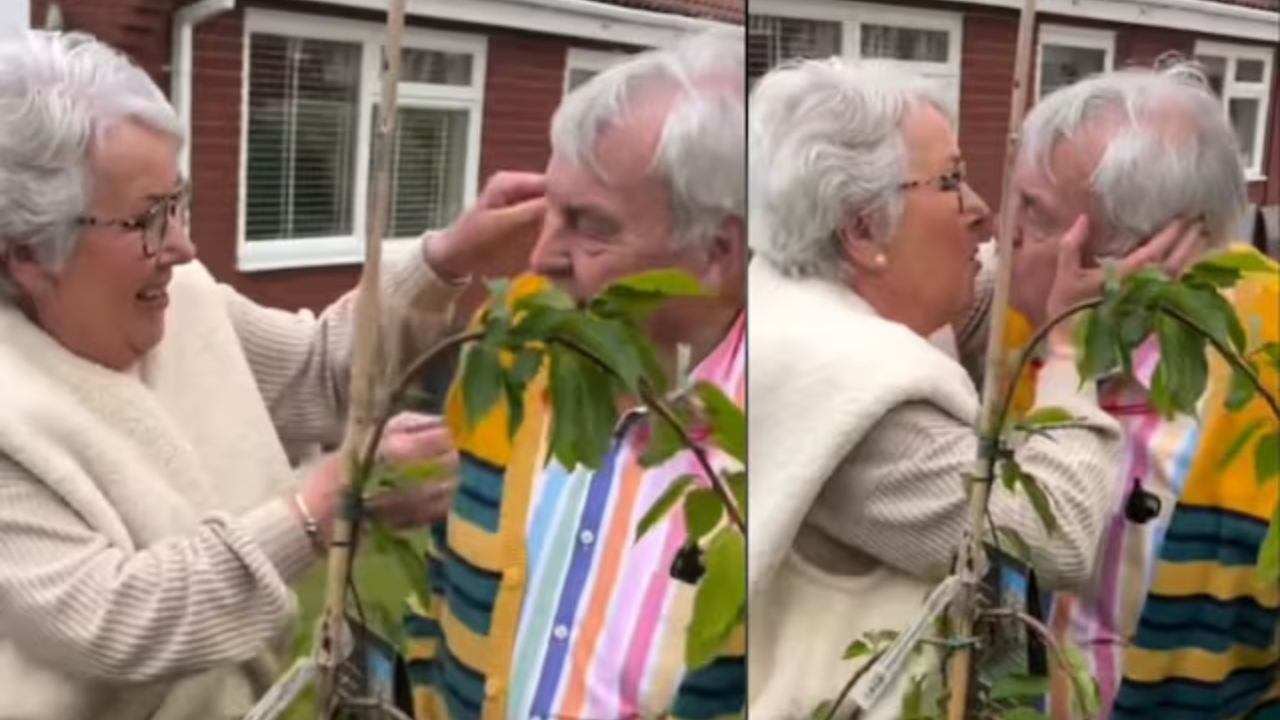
[
  {"left": 749, "top": 0, "right": 1280, "bottom": 254},
  {"left": 21, "top": 0, "right": 742, "bottom": 309}
]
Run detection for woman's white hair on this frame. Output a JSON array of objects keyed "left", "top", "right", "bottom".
[
  {"left": 549, "top": 27, "right": 745, "bottom": 249},
  {"left": 748, "top": 57, "right": 954, "bottom": 282},
  {"left": 0, "top": 30, "right": 182, "bottom": 280},
  {"left": 1020, "top": 58, "right": 1247, "bottom": 257}
]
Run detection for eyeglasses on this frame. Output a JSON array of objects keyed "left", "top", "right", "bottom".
[
  {"left": 75, "top": 181, "right": 191, "bottom": 258},
  {"left": 899, "top": 164, "right": 969, "bottom": 214}
]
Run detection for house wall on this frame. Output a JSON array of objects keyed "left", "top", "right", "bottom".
[{"left": 36, "top": 0, "right": 631, "bottom": 310}]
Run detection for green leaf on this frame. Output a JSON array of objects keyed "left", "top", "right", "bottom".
[
  {"left": 504, "top": 375, "right": 525, "bottom": 440},
  {"left": 999, "top": 460, "right": 1021, "bottom": 492},
  {"left": 684, "top": 487, "right": 724, "bottom": 543},
  {"left": 1255, "top": 341, "right": 1280, "bottom": 371},
  {"left": 635, "top": 475, "right": 694, "bottom": 541},
  {"left": 685, "top": 530, "right": 745, "bottom": 669},
  {"left": 1151, "top": 314, "right": 1209, "bottom": 418},
  {"left": 510, "top": 347, "right": 544, "bottom": 385},
  {"left": 901, "top": 676, "right": 926, "bottom": 718},
  {"left": 693, "top": 382, "right": 745, "bottom": 463},
  {"left": 989, "top": 674, "right": 1049, "bottom": 702},
  {"left": 1218, "top": 418, "right": 1266, "bottom": 472},
  {"left": 726, "top": 471, "right": 746, "bottom": 517},
  {"left": 1185, "top": 261, "right": 1243, "bottom": 289},
  {"left": 1061, "top": 644, "right": 1101, "bottom": 717},
  {"left": 1004, "top": 464, "right": 1059, "bottom": 536},
  {"left": 1257, "top": 500, "right": 1279, "bottom": 583},
  {"left": 1076, "top": 309, "right": 1119, "bottom": 380},
  {"left": 546, "top": 350, "right": 617, "bottom": 470},
  {"left": 1254, "top": 429, "right": 1280, "bottom": 485},
  {"left": 610, "top": 269, "right": 707, "bottom": 298},
  {"left": 808, "top": 701, "right": 833, "bottom": 720},
  {"left": 461, "top": 344, "right": 504, "bottom": 430},
  {"left": 484, "top": 278, "right": 512, "bottom": 322},
  {"left": 1158, "top": 283, "right": 1247, "bottom": 355},
  {"left": 1193, "top": 247, "right": 1278, "bottom": 277},
  {"left": 369, "top": 521, "right": 431, "bottom": 609},
  {"left": 1226, "top": 364, "right": 1259, "bottom": 412},
  {"left": 999, "top": 709, "right": 1050, "bottom": 720},
  {"left": 843, "top": 639, "right": 872, "bottom": 659},
  {"left": 640, "top": 413, "right": 686, "bottom": 468},
  {"left": 995, "top": 527, "right": 1033, "bottom": 565},
  {"left": 386, "top": 461, "right": 449, "bottom": 488}
]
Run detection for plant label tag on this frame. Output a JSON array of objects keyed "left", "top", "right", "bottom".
[
  {"left": 242, "top": 657, "right": 317, "bottom": 720},
  {"left": 848, "top": 575, "right": 962, "bottom": 711}
]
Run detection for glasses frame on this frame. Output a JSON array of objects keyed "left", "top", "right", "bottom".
[{"left": 75, "top": 181, "right": 191, "bottom": 258}]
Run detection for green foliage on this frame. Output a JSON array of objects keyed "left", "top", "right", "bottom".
[{"left": 451, "top": 269, "right": 746, "bottom": 671}]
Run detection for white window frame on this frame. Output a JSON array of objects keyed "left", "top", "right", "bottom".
[
  {"left": 1194, "top": 39, "right": 1274, "bottom": 181},
  {"left": 748, "top": 0, "right": 964, "bottom": 120},
  {"left": 237, "top": 9, "right": 488, "bottom": 272},
  {"left": 564, "top": 48, "right": 628, "bottom": 95},
  {"left": 1035, "top": 25, "right": 1116, "bottom": 101}
]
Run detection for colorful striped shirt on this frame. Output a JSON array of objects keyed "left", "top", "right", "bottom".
[
  {"left": 508, "top": 312, "right": 746, "bottom": 720},
  {"left": 1001, "top": 247, "right": 1280, "bottom": 720}
]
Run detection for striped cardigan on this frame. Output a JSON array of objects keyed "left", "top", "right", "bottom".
[
  {"left": 1002, "top": 245, "right": 1280, "bottom": 720},
  {"left": 403, "top": 274, "right": 745, "bottom": 720}
]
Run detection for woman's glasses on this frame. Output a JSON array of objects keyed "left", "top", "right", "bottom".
[
  {"left": 899, "top": 164, "right": 969, "bottom": 213},
  {"left": 75, "top": 181, "right": 192, "bottom": 257}
]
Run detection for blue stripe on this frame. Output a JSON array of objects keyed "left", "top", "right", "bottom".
[
  {"left": 1134, "top": 595, "right": 1280, "bottom": 652},
  {"left": 672, "top": 657, "right": 746, "bottom": 720},
  {"left": 441, "top": 649, "right": 486, "bottom": 719},
  {"left": 442, "top": 547, "right": 499, "bottom": 636},
  {"left": 404, "top": 613, "right": 441, "bottom": 639},
  {"left": 1158, "top": 505, "right": 1269, "bottom": 566},
  {"left": 453, "top": 455, "right": 503, "bottom": 532},
  {"left": 527, "top": 441, "right": 623, "bottom": 716},
  {"left": 1113, "top": 662, "right": 1279, "bottom": 720},
  {"left": 1244, "top": 697, "right": 1280, "bottom": 719},
  {"left": 406, "top": 658, "right": 438, "bottom": 688}
]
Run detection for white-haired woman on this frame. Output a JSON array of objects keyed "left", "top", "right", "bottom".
[
  {"left": 745, "top": 58, "right": 1133, "bottom": 719},
  {"left": 0, "top": 31, "right": 542, "bottom": 720}
]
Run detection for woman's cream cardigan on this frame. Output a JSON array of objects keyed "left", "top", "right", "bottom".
[
  {"left": 0, "top": 253, "right": 459, "bottom": 720},
  {"left": 746, "top": 259, "right": 1123, "bottom": 719}
]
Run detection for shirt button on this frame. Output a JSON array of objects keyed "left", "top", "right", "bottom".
[
  {"left": 579, "top": 529, "right": 595, "bottom": 545},
  {"left": 552, "top": 624, "right": 569, "bottom": 641}
]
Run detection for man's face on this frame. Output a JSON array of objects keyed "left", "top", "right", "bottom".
[
  {"left": 1009, "top": 136, "right": 1098, "bottom": 326},
  {"left": 531, "top": 93, "right": 737, "bottom": 345}
]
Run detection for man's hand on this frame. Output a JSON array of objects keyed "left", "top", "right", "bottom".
[
  {"left": 367, "top": 412, "right": 458, "bottom": 530},
  {"left": 423, "top": 172, "right": 547, "bottom": 281}
]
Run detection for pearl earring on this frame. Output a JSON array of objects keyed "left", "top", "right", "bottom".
[{"left": 873, "top": 254, "right": 887, "bottom": 267}]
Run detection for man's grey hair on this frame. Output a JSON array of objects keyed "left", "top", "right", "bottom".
[
  {"left": 549, "top": 27, "right": 744, "bottom": 249},
  {"left": 747, "top": 58, "right": 954, "bottom": 282},
  {"left": 0, "top": 30, "right": 181, "bottom": 283},
  {"left": 1020, "top": 58, "right": 1247, "bottom": 257}
]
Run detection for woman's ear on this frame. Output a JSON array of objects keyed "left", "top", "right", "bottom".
[
  {"left": 698, "top": 216, "right": 747, "bottom": 299},
  {"left": 4, "top": 245, "right": 53, "bottom": 300},
  {"left": 838, "top": 216, "right": 889, "bottom": 275}
]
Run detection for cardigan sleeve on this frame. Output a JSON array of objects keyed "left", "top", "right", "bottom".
[
  {"left": 223, "top": 242, "right": 467, "bottom": 447},
  {"left": 804, "top": 355, "right": 1125, "bottom": 589},
  {"left": 0, "top": 459, "right": 317, "bottom": 682}
]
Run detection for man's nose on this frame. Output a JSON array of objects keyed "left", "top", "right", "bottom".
[{"left": 528, "top": 217, "right": 570, "bottom": 277}]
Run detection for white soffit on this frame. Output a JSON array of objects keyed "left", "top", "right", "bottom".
[{"left": 964, "top": 0, "right": 1279, "bottom": 43}]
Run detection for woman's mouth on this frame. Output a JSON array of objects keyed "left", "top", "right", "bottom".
[{"left": 136, "top": 288, "right": 169, "bottom": 310}]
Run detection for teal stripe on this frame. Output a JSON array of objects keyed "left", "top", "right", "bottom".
[
  {"left": 1135, "top": 595, "right": 1279, "bottom": 652},
  {"left": 1114, "top": 662, "right": 1278, "bottom": 720},
  {"left": 442, "top": 549, "right": 500, "bottom": 636},
  {"left": 454, "top": 456, "right": 503, "bottom": 532},
  {"left": 508, "top": 462, "right": 590, "bottom": 717},
  {"left": 671, "top": 657, "right": 745, "bottom": 720},
  {"left": 1159, "top": 505, "right": 1268, "bottom": 566}
]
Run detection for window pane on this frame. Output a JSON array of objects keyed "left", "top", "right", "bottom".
[
  {"left": 245, "top": 34, "right": 360, "bottom": 242},
  {"left": 372, "top": 105, "right": 470, "bottom": 238},
  {"left": 747, "top": 14, "right": 842, "bottom": 85},
  {"left": 567, "top": 67, "right": 598, "bottom": 93},
  {"left": 1236, "top": 58, "right": 1264, "bottom": 83},
  {"left": 861, "top": 25, "right": 949, "bottom": 63},
  {"left": 1196, "top": 54, "right": 1226, "bottom": 97},
  {"left": 400, "top": 47, "right": 473, "bottom": 86},
  {"left": 1228, "top": 97, "right": 1260, "bottom": 169},
  {"left": 1039, "top": 44, "right": 1107, "bottom": 98}
]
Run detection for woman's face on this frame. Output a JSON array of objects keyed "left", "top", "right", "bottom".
[
  {"left": 854, "top": 104, "right": 991, "bottom": 336},
  {"left": 12, "top": 121, "right": 197, "bottom": 370}
]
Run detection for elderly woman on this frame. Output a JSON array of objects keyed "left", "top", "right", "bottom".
[
  {"left": 745, "top": 58, "right": 1129, "bottom": 718},
  {"left": 0, "top": 31, "right": 541, "bottom": 720}
]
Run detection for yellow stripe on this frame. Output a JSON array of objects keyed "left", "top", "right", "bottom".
[
  {"left": 1148, "top": 561, "right": 1280, "bottom": 606},
  {"left": 412, "top": 686, "right": 447, "bottom": 720},
  {"left": 404, "top": 637, "right": 438, "bottom": 662},
  {"left": 446, "top": 509, "right": 505, "bottom": 570},
  {"left": 1124, "top": 645, "right": 1278, "bottom": 683},
  {"left": 440, "top": 605, "right": 491, "bottom": 677}
]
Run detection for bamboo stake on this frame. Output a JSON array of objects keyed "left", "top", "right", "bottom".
[
  {"left": 314, "top": 0, "right": 408, "bottom": 716},
  {"left": 944, "top": 2, "right": 1039, "bottom": 718}
]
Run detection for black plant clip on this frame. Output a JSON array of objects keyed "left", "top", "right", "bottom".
[{"left": 669, "top": 542, "right": 706, "bottom": 584}]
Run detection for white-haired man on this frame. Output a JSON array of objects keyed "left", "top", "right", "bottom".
[
  {"left": 957, "top": 62, "right": 1280, "bottom": 720},
  {"left": 403, "top": 28, "right": 747, "bottom": 720}
]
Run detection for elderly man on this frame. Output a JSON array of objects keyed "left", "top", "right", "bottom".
[
  {"left": 402, "top": 28, "right": 746, "bottom": 720},
  {"left": 956, "top": 61, "right": 1280, "bottom": 720}
]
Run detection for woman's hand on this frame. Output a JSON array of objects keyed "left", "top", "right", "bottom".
[
  {"left": 423, "top": 171, "right": 547, "bottom": 281},
  {"left": 1044, "top": 214, "right": 1203, "bottom": 348},
  {"left": 293, "top": 412, "right": 459, "bottom": 547}
]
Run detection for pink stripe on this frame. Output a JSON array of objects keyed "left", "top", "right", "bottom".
[{"left": 619, "top": 498, "right": 686, "bottom": 706}]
